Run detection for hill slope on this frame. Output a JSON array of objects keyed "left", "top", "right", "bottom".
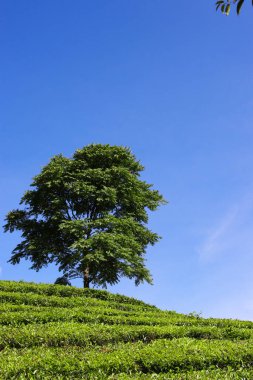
[{"left": 0, "top": 281, "right": 253, "bottom": 379}]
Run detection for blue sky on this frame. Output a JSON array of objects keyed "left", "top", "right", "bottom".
[{"left": 1, "top": 0, "right": 253, "bottom": 321}]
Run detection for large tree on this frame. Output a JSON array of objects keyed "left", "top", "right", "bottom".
[{"left": 4, "top": 144, "right": 166, "bottom": 288}]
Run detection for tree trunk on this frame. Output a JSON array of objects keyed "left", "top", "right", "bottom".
[{"left": 83, "top": 266, "right": 89, "bottom": 288}]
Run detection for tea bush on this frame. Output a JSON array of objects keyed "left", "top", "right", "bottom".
[{"left": 1, "top": 280, "right": 253, "bottom": 379}]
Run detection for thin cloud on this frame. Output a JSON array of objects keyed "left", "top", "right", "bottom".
[
  {"left": 198, "top": 195, "right": 253, "bottom": 262},
  {"left": 196, "top": 194, "right": 253, "bottom": 320},
  {"left": 198, "top": 207, "right": 238, "bottom": 262}
]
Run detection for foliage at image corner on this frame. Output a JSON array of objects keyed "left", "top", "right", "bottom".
[{"left": 215, "top": 0, "right": 251, "bottom": 15}]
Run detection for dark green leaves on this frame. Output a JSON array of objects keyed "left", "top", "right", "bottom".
[
  {"left": 4, "top": 144, "right": 167, "bottom": 288},
  {"left": 237, "top": 0, "right": 245, "bottom": 13},
  {"left": 215, "top": 0, "right": 248, "bottom": 15}
]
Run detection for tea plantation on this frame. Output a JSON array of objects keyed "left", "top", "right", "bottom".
[{"left": 0, "top": 281, "right": 253, "bottom": 379}]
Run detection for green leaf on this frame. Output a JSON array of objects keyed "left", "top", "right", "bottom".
[
  {"left": 225, "top": 3, "right": 231, "bottom": 14},
  {"left": 237, "top": 0, "right": 244, "bottom": 13},
  {"left": 221, "top": 3, "right": 226, "bottom": 12},
  {"left": 216, "top": 1, "right": 223, "bottom": 10}
]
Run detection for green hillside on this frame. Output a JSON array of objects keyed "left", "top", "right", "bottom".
[{"left": 1, "top": 281, "right": 253, "bottom": 379}]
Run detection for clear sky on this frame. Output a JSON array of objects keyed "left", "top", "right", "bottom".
[{"left": 1, "top": 0, "right": 253, "bottom": 321}]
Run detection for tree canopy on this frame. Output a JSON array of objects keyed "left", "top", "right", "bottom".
[
  {"left": 216, "top": 0, "right": 249, "bottom": 15},
  {"left": 4, "top": 144, "right": 166, "bottom": 288},
  {"left": 54, "top": 276, "right": 72, "bottom": 286}
]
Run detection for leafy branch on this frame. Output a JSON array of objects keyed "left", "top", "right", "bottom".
[{"left": 216, "top": 0, "right": 252, "bottom": 15}]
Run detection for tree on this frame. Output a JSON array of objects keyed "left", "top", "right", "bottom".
[
  {"left": 216, "top": 0, "right": 250, "bottom": 15},
  {"left": 54, "top": 276, "right": 71, "bottom": 286},
  {"left": 4, "top": 144, "right": 166, "bottom": 288}
]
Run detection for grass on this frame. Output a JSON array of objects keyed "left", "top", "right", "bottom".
[{"left": 0, "top": 280, "right": 253, "bottom": 379}]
